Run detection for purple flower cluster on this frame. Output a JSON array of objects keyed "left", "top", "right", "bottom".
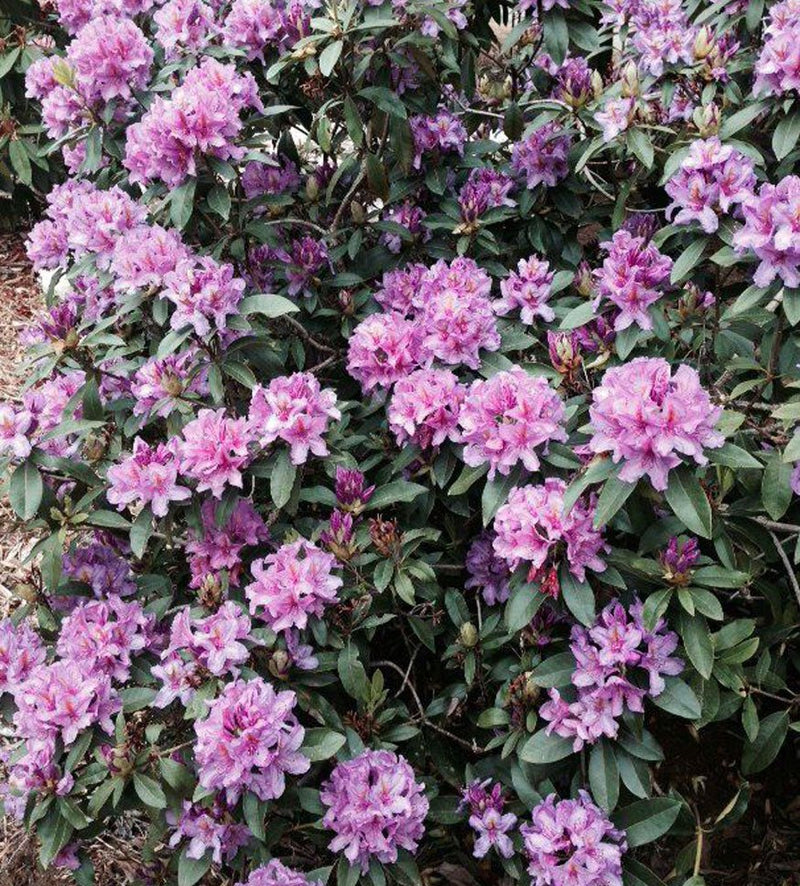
[
  {"left": 511, "top": 122, "right": 571, "bottom": 189},
  {"left": 521, "top": 792, "right": 626, "bottom": 886},
  {"left": 409, "top": 109, "right": 468, "bottom": 170},
  {"left": 493, "top": 479, "right": 607, "bottom": 583},
  {"left": 131, "top": 351, "right": 209, "bottom": 419},
  {"left": 380, "top": 202, "right": 430, "bottom": 253},
  {"left": 176, "top": 409, "right": 253, "bottom": 498},
  {"left": 461, "top": 780, "right": 517, "bottom": 859},
  {"left": 458, "top": 168, "right": 516, "bottom": 225},
  {"left": 588, "top": 357, "right": 723, "bottom": 491},
  {"left": 465, "top": 531, "right": 512, "bottom": 605},
  {"left": 168, "top": 799, "right": 251, "bottom": 865},
  {"left": 592, "top": 231, "right": 673, "bottom": 331},
  {"left": 457, "top": 368, "right": 567, "bottom": 479},
  {"left": 107, "top": 437, "right": 190, "bottom": 517},
  {"left": 236, "top": 860, "right": 322, "bottom": 886},
  {"left": 194, "top": 677, "right": 309, "bottom": 803},
  {"left": 540, "top": 600, "right": 682, "bottom": 750},
  {"left": 321, "top": 750, "right": 428, "bottom": 873},
  {"left": 246, "top": 538, "right": 342, "bottom": 632},
  {"left": 162, "top": 256, "right": 246, "bottom": 336},
  {"left": 733, "top": 175, "right": 800, "bottom": 287},
  {"left": 125, "top": 59, "right": 262, "bottom": 187},
  {"left": 0, "top": 619, "right": 45, "bottom": 696},
  {"left": 56, "top": 595, "right": 151, "bottom": 681},
  {"left": 666, "top": 138, "right": 755, "bottom": 233},
  {"left": 186, "top": 499, "right": 269, "bottom": 589},
  {"left": 153, "top": 0, "right": 215, "bottom": 59},
  {"left": 248, "top": 372, "right": 340, "bottom": 465},
  {"left": 754, "top": 0, "right": 800, "bottom": 97}
]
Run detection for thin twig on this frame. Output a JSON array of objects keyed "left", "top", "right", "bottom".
[
  {"left": 766, "top": 529, "right": 800, "bottom": 608},
  {"left": 373, "top": 659, "right": 489, "bottom": 755}
]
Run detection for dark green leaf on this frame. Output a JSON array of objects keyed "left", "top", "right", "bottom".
[{"left": 664, "top": 466, "right": 712, "bottom": 538}]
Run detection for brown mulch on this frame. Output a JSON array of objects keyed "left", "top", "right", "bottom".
[{"left": 0, "top": 232, "right": 42, "bottom": 614}]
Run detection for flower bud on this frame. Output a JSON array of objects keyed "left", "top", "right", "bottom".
[
  {"left": 305, "top": 175, "right": 319, "bottom": 201},
  {"left": 459, "top": 622, "right": 479, "bottom": 649},
  {"left": 695, "top": 103, "right": 720, "bottom": 137},
  {"left": 693, "top": 26, "right": 714, "bottom": 61},
  {"left": 620, "top": 61, "right": 639, "bottom": 98}
]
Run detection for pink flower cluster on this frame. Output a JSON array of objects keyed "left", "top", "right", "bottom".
[
  {"left": 0, "top": 619, "right": 45, "bottom": 696},
  {"left": 348, "top": 258, "right": 501, "bottom": 391},
  {"left": 511, "top": 122, "right": 571, "bottom": 189},
  {"left": 754, "top": 0, "right": 800, "bottom": 97},
  {"left": 246, "top": 539, "right": 342, "bottom": 632},
  {"left": 110, "top": 224, "right": 190, "bottom": 293},
  {"left": 56, "top": 595, "right": 151, "bottom": 681},
  {"left": 493, "top": 479, "right": 607, "bottom": 583},
  {"left": 107, "top": 437, "right": 190, "bottom": 517},
  {"left": 26, "top": 181, "right": 146, "bottom": 272},
  {"left": 237, "top": 860, "right": 322, "bottom": 886},
  {"left": 520, "top": 792, "right": 626, "bottom": 886},
  {"left": 194, "top": 677, "right": 309, "bottom": 803},
  {"left": 168, "top": 799, "right": 251, "bottom": 865},
  {"left": 321, "top": 750, "right": 429, "bottom": 873},
  {"left": 131, "top": 351, "right": 209, "bottom": 419},
  {"left": 387, "top": 368, "right": 465, "bottom": 450},
  {"left": 153, "top": 0, "right": 215, "bottom": 59},
  {"left": 495, "top": 256, "right": 555, "bottom": 325},
  {"left": 66, "top": 16, "right": 152, "bottom": 105},
  {"left": 457, "top": 368, "right": 567, "bottom": 479},
  {"left": 154, "top": 603, "right": 255, "bottom": 707},
  {"left": 14, "top": 660, "right": 119, "bottom": 747},
  {"left": 592, "top": 230, "right": 673, "bottom": 331},
  {"left": 248, "top": 373, "right": 340, "bottom": 465},
  {"left": 0, "top": 404, "right": 32, "bottom": 459},
  {"left": 409, "top": 109, "right": 467, "bottom": 170},
  {"left": 51, "top": 0, "right": 157, "bottom": 34},
  {"left": 186, "top": 499, "right": 269, "bottom": 589},
  {"left": 461, "top": 779, "right": 517, "bottom": 860},
  {"left": 666, "top": 138, "right": 755, "bottom": 233},
  {"left": 465, "top": 531, "right": 512, "bottom": 605},
  {"left": 125, "top": 58, "right": 262, "bottom": 187},
  {"left": 588, "top": 357, "right": 723, "bottom": 491},
  {"left": 733, "top": 175, "right": 800, "bottom": 288},
  {"left": 162, "top": 256, "right": 246, "bottom": 336},
  {"left": 540, "top": 600, "right": 683, "bottom": 751},
  {"left": 176, "top": 409, "right": 253, "bottom": 498}
]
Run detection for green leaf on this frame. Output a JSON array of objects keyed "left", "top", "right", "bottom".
[
  {"left": 9, "top": 138, "right": 32, "bottom": 186},
  {"left": 707, "top": 443, "right": 762, "bottom": 469},
  {"left": 206, "top": 184, "right": 231, "bottom": 220},
  {"left": 560, "top": 567, "right": 595, "bottom": 627},
  {"left": 9, "top": 460, "right": 43, "bottom": 520},
  {"left": 130, "top": 506, "right": 153, "bottom": 559},
  {"left": 482, "top": 470, "right": 519, "bottom": 525},
  {"left": 664, "top": 466, "right": 712, "bottom": 538},
  {"left": 670, "top": 238, "right": 706, "bottom": 284},
  {"left": 741, "top": 711, "right": 789, "bottom": 775},
  {"left": 761, "top": 454, "right": 793, "bottom": 521},
  {"left": 319, "top": 39, "right": 343, "bottom": 77},
  {"left": 589, "top": 740, "right": 620, "bottom": 812},
  {"left": 239, "top": 293, "right": 299, "bottom": 317},
  {"left": 772, "top": 110, "right": 800, "bottom": 160},
  {"left": 178, "top": 848, "right": 211, "bottom": 886},
  {"left": 650, "top": 676, "right": 702, "bottom": 720},
  {"left": 677, "top": 611, "right": 714, "bottom": 679},
  {"left": 559, "top": 300, "right": 595, "bottom": 330},
  {"left": 336, "top": 857, "right": 361, "bottom": 886},
  {"left": 38, "top": 807, "right": 74, "bottom": 868},
  {"left": 120, "top": 686, "right": 157, "bottom": 712},
  {"left": 719, "top": 102, "right": 767, "bottom": 139},
  {"left": 303, "top": 727, "right": 346, "bottom": 762},
  {"left": 504, "top": 582, "right": 543, "bottom": 633},
  {"left": 170, "top": 178, "right": 196, "bottom": 230},
  {"left": 270, "top": 449, "right": 297, "bottom": 509},
  {"left": 518, "top": 728, "right": 575, "bottom": 764},
  {"left": 448, "top": 463, "right": 487, "bottom": 496},
  {"left": 133, "top": 772, "right": 167, "bottom": 809},
  {"left": 627, "top": 129, "right": 654, "bottom": 169},
  {"left": 367, "top": 480, "right": 428, "bottom": 510},
  {"left": 358, "top": 86, "right": 407, "bottom": 118},
  {"left": 612, "top": 798, "right": 681, "bottom": 847},
  {"left": 594, "top": 474, "right": 636, "bottom": 528},
  {"left": 338, "top": 644, "right": 369, "bottom": 702}
]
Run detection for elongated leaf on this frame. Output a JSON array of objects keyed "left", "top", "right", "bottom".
[
  {"left": 594, "top": 474, "right": 636, "bottom": 528},
  {"left": 612, "top": 798, "right": 681, "bottom": 847},
  {"left": 9, "top": 460, "right": 43, "bottom": 520},
  {"left": 741, "top": 711, "right": 789, "bottom": 775},
  {"left": 664, "top": 466, "right": 712, "bottom": 538},
  {"left": 518, "top": 728, "right": 575, "bottom": 764},
  {"left": 650, "top": 676, "right": 701, "bottom": 720},
  {"left": 589, "top": 740, "right": 619, "bottom": 812}
]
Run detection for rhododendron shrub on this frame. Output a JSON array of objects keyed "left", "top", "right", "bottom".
[{"left": 2, "top": 1, "right": 800, "bottom": 885}]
